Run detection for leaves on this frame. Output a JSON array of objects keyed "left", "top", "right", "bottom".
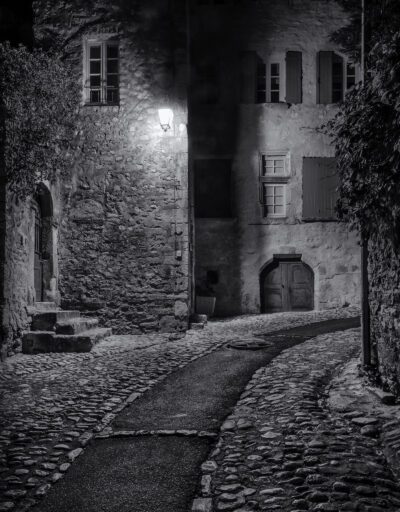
[
  {"left": 328, "top": 26, "right": 400, "bottom": 243},
  {"left": 0, "top": 42, "right": 80, "bottom": 197}
]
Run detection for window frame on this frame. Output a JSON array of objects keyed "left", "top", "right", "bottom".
[
  {"left": 259, "top": 151, "right": 290, "bottom": 218},
  {"left": 262, "top": 183, "right": 286, "bottom": 218},
  {"left": 266, "top": 55, "right": 286, "bottom": 103},
  {"left": 317, "top": 51, "right": 359, "bottom": 104},
  {"left": 83, "top": 36, "right": 120, "bottom": 106}
]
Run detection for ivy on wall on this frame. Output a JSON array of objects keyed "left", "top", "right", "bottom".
[
  {"left": 0, "top": 43, "right": 80, "bottom": 197},
  {"left": 327, "top": 1, "right": 400, "bottom": 243}
]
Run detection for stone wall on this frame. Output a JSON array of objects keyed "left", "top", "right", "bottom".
[
  {"left": 33, "top": 0, "right": 189, "bottom": 335},
  {"left": 369, "top": 233, "right": 400, "bottom": 394}
]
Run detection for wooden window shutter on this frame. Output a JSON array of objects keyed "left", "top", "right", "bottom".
[
  {"left": 286, "top": 51, "right": 302, "bottom": 103},
  {"left": 240, "top": 51, "right": 257, "bottom": 103},
  {"left": 303, "top": 158, "right": 339, "bottom": 219},
  {"left": 318, "top": 51, "right": 333, "bottom": 104}
]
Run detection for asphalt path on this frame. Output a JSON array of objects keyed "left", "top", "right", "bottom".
[{"left": 34, "top": 316, "right": 359, "bottom": 512}]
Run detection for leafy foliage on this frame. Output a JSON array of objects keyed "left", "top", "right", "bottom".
[
  {"left": 0, "top": 42, "right": 80, "bottom": 197},
  {"left": 328, "top": 26, "right": 400, "bottom": 241}
]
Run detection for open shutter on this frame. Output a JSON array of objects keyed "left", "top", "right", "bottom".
[
  {"left": 303, "top": 158, "right": 339, "bottom": 219},
  {"left": 286, "top": 51, "right": 302, "bottom": 103},
  {"left": 318, "top": 51, "right": 333, "bottom": 104},
  {"left": 240, "top": 51, "right": 257, "bottom": 103}
]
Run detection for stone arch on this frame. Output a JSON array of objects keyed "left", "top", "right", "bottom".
[
  {"left": 260, "top": 254, "right": 314, "bottom": 313},
  {"left": 32, "top": 183, "right": 58, "bottom": 303}
]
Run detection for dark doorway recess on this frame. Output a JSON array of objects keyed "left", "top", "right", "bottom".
[
  {"left": 32, "top": 198, "right": 44, "bottom": 301},
  {"left": 260, "top": 254, "right": 314, "bottom": 313}
]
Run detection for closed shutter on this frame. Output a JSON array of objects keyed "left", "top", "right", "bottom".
[
  {"left": 286, "top": 51, "right": 302, "bottom": 103},
  {"left": 318, "top": 51, "right": 333, "bottom": 104},
  {"left": 302, "top": 158, "right": 339, "bottom": 219},
  {"left": 240, "top": 51, "right": 257, "bottom": 103}
]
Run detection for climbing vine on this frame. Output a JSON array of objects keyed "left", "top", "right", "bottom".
[
  {"left": 327, "top": 1, "right": 400, "bottom": 242},
  {"left": 0, "top": 43, "right": 80, "bottom": 197}
]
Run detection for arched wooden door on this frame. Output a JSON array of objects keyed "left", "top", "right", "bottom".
[
  {"left": 32, "top": 199, "right": 44, "bottom": 301},
  {"left": 261, "top": 260, "right": 314, "bottom": 313}
]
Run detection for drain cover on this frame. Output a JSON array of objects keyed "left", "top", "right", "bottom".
[
  {"left": 227, "top": 337, "right": 274, "bottom": 350},
  {"left": 227, "top": 334, "right": 312, "bottom": 350}
]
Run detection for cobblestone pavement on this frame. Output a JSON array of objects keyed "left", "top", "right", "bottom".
[
  {"left": 193, "top": 328, "right": 400, "bottom": 512},
  {"left": 0, "top": 307, "right": 358, "bottom": 512}
]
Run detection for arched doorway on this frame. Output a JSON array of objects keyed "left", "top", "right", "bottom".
[
  {"left": 32, "top": 198, "right": 44, "bottom": 301},
  {"left": 32, "top": 184, "right": 55, "bottom": 303},
  {"left": 260, "top": 256, "right": 314, "bottom": 313}
]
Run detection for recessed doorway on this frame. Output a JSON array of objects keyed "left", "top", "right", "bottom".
[{"left": 260, "top": 256, "right": 314, "bottom": 313}]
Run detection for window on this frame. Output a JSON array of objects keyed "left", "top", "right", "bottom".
[
  {"left": 261, "top": 154, "right": 287, "bottom": 175},
  {"left": 241, "top": 51, "right": 302, "bottom": 104},
  {"left": 259, "top": 152, "right": 289, "bottom": 218},
  {"left": 84, "top": 38, "right": 119, "bottom": 105},
  {"left": 318, "top": 52, "right": 358, "bottom": 104},
  {"left": 302, "top": 157, "right": 339, "bottom": 220},
  {"left": 194, "top": 159, "right": 232, "bottom": 218},
  {"left": 262, "top": 184, "right": 285, "bottom": 217},
  {"left": 269, "top": 63, "right": 280, "bottom": 103},
  {"left": 266, "top": 52, "right": 302, "bottom": 103}
]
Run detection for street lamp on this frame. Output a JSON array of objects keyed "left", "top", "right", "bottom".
[{"left": 158, "top": 108, "right": 174, "bottom": 132}]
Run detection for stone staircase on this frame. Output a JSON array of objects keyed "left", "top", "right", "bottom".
[{"left": 22, "top": 302, "right": 112, "bottom": 354}]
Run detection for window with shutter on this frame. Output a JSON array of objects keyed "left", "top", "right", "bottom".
[
  {"left": 194, "top": 159, "right": 232, "bottom": 218},
  {"left": 286, "top": 51, "right": 302, "bottom": 103},
  {"left": 317, "top": 51, "right": 346, "bottom": 104},
  {"left": 302, "top": 158, "right": 339, "bottom": 220}
]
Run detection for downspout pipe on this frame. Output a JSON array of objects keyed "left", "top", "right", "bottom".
[{"left": 360, "top": 0, "right": 371, "bottom": 367}]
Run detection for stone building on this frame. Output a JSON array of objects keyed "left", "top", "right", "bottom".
[
  {"left": 190, "top": 0, "right": 361, "bottom": 316},
  {"left": 0, "top": 0, "right": 190, "bottom": 358},
  {"left": 0, "top": 0, "right": 361, "bottom": 358}
]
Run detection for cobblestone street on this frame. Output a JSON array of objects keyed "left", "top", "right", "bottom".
[
  {"left": 2, "top": 307, "right": 400, "bottom": 512},
  {"left": 193, "top": 329, "right": 400, "bottom": 512}
]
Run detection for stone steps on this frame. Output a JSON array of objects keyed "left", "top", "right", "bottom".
[
  {"left": 31, "top": 311, "right": 81, "bottom": 331},
  {"left": 22, "top": 328, "right": 112, "bottom": 354},
  {"left": 22, "top": 305, "right": 112, "bottom": 354},
  {"left": 55, "top": 317, "right": 99, "bottom": 335}
]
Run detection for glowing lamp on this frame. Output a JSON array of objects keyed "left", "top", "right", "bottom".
[{"left": 158, "top": 108, "right": 173, "bottom": 132}]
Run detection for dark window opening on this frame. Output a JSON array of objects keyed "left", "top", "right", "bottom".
[
  {"left": 207, "top": 270, "right": 219, "bottom": 285},
  {"left": 256, "top": 58, "right": 266, "bottom": 103},
  {"left": 194, "top": 159, "right": 232, "bottom": 218}
]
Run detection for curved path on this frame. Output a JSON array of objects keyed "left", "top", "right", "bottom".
[{"left": 32, "top": 318, "right": 359, "bottom": 512}]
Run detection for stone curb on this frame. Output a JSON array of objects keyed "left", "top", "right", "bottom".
[{"left": 94, "top": 429, "right": 218, "bottom": 439}]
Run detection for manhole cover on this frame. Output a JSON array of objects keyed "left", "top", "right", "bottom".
[
  {"left": 227, "top": 337, "right": 274, "bottom": 350},
  {"left": 227, "top": 334, "right": 312, "bottom": 350}
]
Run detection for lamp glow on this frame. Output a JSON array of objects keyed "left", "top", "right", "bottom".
[{"left": 158, "top": 108, "right": 173, "bottom": 131}]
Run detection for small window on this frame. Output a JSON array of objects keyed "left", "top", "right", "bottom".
[
  {"left": 262, "top": 184, "right": 286, "bottom": 217},
  {"left": 84, "top": 39, "right": 119, "bottom": 105},
  {"left": 259, "top": 152, "right": 289, "bottom": 218},
  {"left": 262, "top": 154, "right": 287, "bottom": 176}
]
